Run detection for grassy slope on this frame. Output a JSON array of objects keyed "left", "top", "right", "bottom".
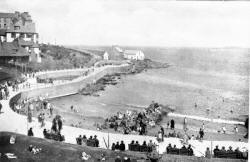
[
  {"left": 26, "top": 44, "right": 97, "bottom": 71},
  {"left": 0, "top": 132, "right": 147, "bottom": 162}
]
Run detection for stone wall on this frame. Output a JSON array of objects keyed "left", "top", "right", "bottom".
[
  {"left": 19, "top": 65, "right": 129, "bottom": 100},
  {"left": 37, "top": 69, "right": 88, "bottom": 80}
]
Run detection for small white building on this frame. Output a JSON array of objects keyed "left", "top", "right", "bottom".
[
  {"left": 123, "top": 50, "right": 145, "bottom": 61},
  {"left": 103, "top": 51, "right": 109, "bottom": 60}
]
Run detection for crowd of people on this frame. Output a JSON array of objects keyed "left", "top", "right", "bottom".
[
  {"left": 127, "top": 140, "right": 156, "bottom": 153},
  {"left": 212, "top": 145, "right": 248, "bottom": 159},
  {"left": 28, "top": 145, "right": 42, "bottom": 154},
  {"left": 0, "top": 78, "right": 28, "bottom": 100},
  {"left": 103, "top": 101, "right": 164, "bottom": 135},
  {"left": 166, "top": 144, "right": 194, "bottom": 156},
  {"left": 12, "top": 95, "right": 54, "bottom": 126},
  {"left": 76, "top": 134, "right": 99, "bottom": 147},
  {"left": 0, "top": 82, "right": 10, "bottom": 100},
  {"left": 43, "top": 128, "right": 65, "bottom": 142},
  {"left": 111, "top": 141, "right": 126, "bottom": 151},
  {"left": 41, "top": 115, "right": 65, "bottom": 142},
  {"left": 0, "top": 72, "right": 36, "bottom": 101}
]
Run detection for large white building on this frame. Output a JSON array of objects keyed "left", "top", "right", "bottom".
[
  {"left": 123, "top": 50, "right": 145, "bottom": 61},
  {"left": 103, "top": 51, "right": 109, "bottom": 60},
  {"left": 0, "top": 11, "right": 41, "bottom": 63}
]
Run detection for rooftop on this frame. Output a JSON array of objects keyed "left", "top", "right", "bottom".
[
  {"left": 0, "top": 11, "right": 36, "bottom": 34},
  {"left": 124, "top": 50, "right": 141, "bottom": 55},
  {"left": 0, "top": 12, "right": 15, "bottom": 18},
  {"left": 6, "top": 22, "right": 36, "bottom": 33}
]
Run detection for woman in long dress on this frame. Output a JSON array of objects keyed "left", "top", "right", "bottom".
[{"left": 27, "top": 103, "right": 33, "bottom": 123}]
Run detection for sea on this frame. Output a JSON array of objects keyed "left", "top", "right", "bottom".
[{"left": 49, "top": 47, "right": 249, "bottom": 121}]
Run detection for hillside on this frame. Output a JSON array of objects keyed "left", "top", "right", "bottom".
[
  {"left": 0, "top": 132, "right": 147, "bottom": 162},
  {"left": 26, "top": 44, "right": 97, "bottom": 71}
]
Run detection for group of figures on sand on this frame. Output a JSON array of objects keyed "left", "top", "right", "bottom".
[{"left": 102, "top": 101, "right": 166, "bottom": 135}]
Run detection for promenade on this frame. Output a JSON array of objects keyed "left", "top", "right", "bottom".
[{"left": 0, "top": 64, "right": 248, "bottom": 157}]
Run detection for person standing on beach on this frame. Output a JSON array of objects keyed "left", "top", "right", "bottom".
[
  {"left": 49, "top": 103, "right": 53, "bottom": 116},
  {"left": 183, "top": 117, "right": 187, "bottom": 132},
  {"left": 202, "top": 122, "right": 205, "bottom": 131},
  {"left": 199, "top": 128, "right": 204, "bottom": 140},
  {"left": 28, "top": 103, "right": 33, "bottom": 123},
  {"left": 170, "top": 119, "right": 175, "bottom": 129},
  {"left": 167, "top": 121, "right": 170, "bottom": 129}
]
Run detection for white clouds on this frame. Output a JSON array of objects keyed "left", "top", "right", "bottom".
[{"left": 1, "top": 0, "right": 250, "bottom": 47}]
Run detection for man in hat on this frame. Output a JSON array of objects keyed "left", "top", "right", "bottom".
[
  {"left": 170, "top": 119, "right": 175, "bottom": 129},
  {"left": 119, "top": 141, "right": 125, "bottom": 151},
  {"left": 93, "top": 135, "right": 99, "bottom": 147},
  {"left": 166, "top": 144, "right": 172, "bottom": 153},
  {"left": 227, "top": 146, "right": 234, "bottom": 153},
  {"left": 213, "top": 145, "right": 220, "bottom": 157},
  {"left": 115, "top": 142, "right": 120, "bottom": 151}
]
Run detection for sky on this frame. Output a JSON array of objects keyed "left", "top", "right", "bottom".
[{"left": 1, "top": 0, "right": 250, "bottom": 47}]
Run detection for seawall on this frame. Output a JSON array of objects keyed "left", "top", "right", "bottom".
[{"left": 16, "top": 65, "right": 130, "bottom": 101}]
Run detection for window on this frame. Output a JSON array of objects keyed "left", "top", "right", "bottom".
[
  {"left": 27, "top": 34, "right": 33, "bottom": 38},
  {"left": 20, "top": 33, "right": 24, "bottom": 38},
  {"left": 11, "top": 33, "right": 16, "bottom": 38},
  {"left": 14, "top": 26, "right": 20, "bottom": 30}
]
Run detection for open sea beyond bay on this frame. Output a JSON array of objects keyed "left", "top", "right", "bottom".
[{"left": 40, "top": 47, "right": 250, "bottom": 120}]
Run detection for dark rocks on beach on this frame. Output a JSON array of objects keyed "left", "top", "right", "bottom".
[
  {"left": 79, "top": 59, "right": 169, "bottom": 96},
  {"left": 79, "top": 74, "right": 120, "bottom": 96}
]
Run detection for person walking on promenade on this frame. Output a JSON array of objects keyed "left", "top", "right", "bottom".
[
  {"left": 1, "top": 88, "right": 5, "bottom": 100},
  {"left": 170, "top": 119, "right": 175, "bottom": 129},
  {"left": 49, "top": 104, "right": 53, "bottom": 117},
  {"left": 27, "top": 105, "right": 32, "bottom": 123},
  {"left": 41, "top": 113, "right": 45, "bottom": 127},
  {"left": 222, "top": 126, "right": 226, "bottom": 134},
  {"left": 160, "top": 126, "right": 164, "bottom": 141},
  {"left": 28, "top": 128, "right": 34, "bottom": 136},
  {"left": 167, "top": 121, "right": 170, "bottom": 129},
  {"left": 199, "top": 128, "right": 204, "bottom": 140},
  {"left": 0, "top": 102, "right": 2, "bottom": 113},
  {"left": 234, "top": 126, "right": 238, "bottom": 134}
]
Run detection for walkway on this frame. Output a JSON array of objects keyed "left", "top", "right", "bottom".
[{"left": 0, "top": 65, "right": 248, "bottom": 157}]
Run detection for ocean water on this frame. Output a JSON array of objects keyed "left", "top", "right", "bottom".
[{"left": 50, "top": 47, "right": 250, "bottom": 121}]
